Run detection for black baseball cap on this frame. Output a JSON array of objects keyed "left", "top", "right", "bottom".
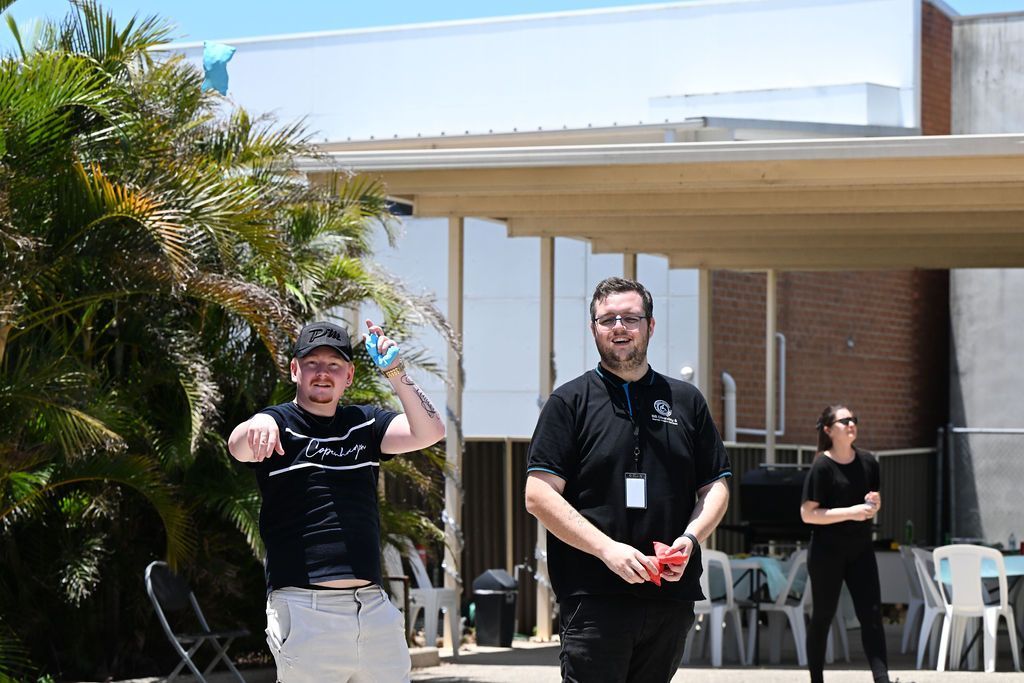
[{"left": 293, "top": 321, "right": 353, "bottom": 361}]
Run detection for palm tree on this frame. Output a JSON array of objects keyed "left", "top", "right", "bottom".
[{"left": 0, "top": 1, "right": 452, "bottom": 677}]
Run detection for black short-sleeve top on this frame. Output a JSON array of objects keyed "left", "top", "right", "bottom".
[
  {"left": 247, "top": 401, "right": 398, "bottom": 591},
  {"left": 527, "top": 365, "right": 731, "bottom": 602},
  {"left": 801, "top": 448, "right": 880, "bottom": 540}
]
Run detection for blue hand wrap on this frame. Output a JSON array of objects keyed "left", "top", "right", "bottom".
[{"left": 365, "top": 333, "right": 400, "bottom": 369}]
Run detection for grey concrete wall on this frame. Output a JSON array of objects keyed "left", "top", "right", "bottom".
[
  {"left": 950, "top": 15, "right": 1024, "bottom": 546},
  {"left": 953, "top": 15, "right": 1024, "bottom": 133}
]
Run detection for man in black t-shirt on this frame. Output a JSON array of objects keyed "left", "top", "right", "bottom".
[
  {"left": 525, "top": 277, "right": 731, "bottom": 683},
  {"left": 228, "top": 319, "right": 445, "bottom": 683}
]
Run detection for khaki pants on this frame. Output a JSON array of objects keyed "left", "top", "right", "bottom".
[{"left": 266, "top": 585, "right": 410, "bottom": 683}]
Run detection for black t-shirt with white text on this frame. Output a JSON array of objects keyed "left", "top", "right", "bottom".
[
  {"left": 248, "top": 401, "right": 398, "bottom": 591},
  {"left": 801, "top": 448, "right": 880, "bottom": 540},
  {"left": 527, "top": 365, "right": 731, "bottom": 602}
]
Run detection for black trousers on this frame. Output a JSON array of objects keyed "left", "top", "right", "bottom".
[
  {"left": 806, "top": 533, "right": 889, "bottom": 683},
  {"left": 558, "top": 594, "right": 695, "bottom": 683}
]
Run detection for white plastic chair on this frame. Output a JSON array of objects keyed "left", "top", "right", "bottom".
[
  {"left": 385, "top": 537, "right": 460, "bottom": 654},
  {"left": 899, "top": 545, "right": 925, "bottom": 654},
  {"left": 683, "top": 549, "right": 746, "bottom": 667},
  {"left": 755, "top": 549, "right": 809, "bottom": 666},
  {"left": 933, "top": 544, "right": 1021, "bottom": 673},
  {"left": 748, "top": 549, "right": 848, "bottom": 666},
  {"left": 911, "top": 547, "right": 945, "bottom": 669}
]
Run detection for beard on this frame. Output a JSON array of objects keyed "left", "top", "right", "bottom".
[
  {"left": 303, "top": 383, "right": 339, "bottom": 404},
  {"left": 596, "top": 336, "right": 649, "bottom": 374}
]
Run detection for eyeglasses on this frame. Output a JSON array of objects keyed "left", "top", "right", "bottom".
[
  {"left": 593, "top": 314, "right": 648, "bottom": 330},
  {"left": 831, "top": 416, "right": 859, "bottom": 427}
]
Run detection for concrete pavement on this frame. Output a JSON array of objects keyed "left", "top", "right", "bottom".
[{"left": 413, "top": 621, "right": 1022, "bottom": 682}]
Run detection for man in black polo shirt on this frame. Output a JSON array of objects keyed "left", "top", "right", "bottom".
[
  {"left": 525, "top": 277, "right": 731, "bottom": 683},
  {"left": 228, "top": 319, "right": 445, "bottom": 683}
]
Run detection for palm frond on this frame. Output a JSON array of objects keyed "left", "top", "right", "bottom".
[
  {"left": 167, "top": 343, "right": 221, "bottom": 455},
  {"left": 0, "top": 620, "right": 32, "bottom": 683},
  {"left": 186, "top": 451, "right": 265, "bottom": 560},
  {"left": 0, "top": 359, "right": 126, "bottom": 460},
  {"left": 203, "top": 108, "right": 314, "bottom": 168},
  {"left": 183, "top": 271, "right": 298, "bottom": 372},
  {"left": 61, "top": 0, "right": 175, "bottom": 72},
  {"left": 316, "top": 258, "right": 460, "bottom": 359},
  {"left": 6, "top": 288, "right": 149, "bottom": 341},
  {"left": 67, "top": 161, "right": 204, "bottom": 280},
  {"left": 57, "top": 528, "right": 106, "bottom": 605},
  {"left": 0, "top": 51, "right": 115, "bottom": 171},
  {"left": 0, "top": 454, "right": 195, "bottom": 567},
  {"left": 328, "top": 172, "right": 397, "bottom": 243},
  {"left": 3, "top": 13, "right": 26, "bottom": 60}
]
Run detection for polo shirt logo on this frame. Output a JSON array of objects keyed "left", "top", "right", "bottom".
[{"left": 651, "top": 400, "right": 678, "bottom": 425}]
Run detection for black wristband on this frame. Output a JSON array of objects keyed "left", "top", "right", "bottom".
[{"left": 683, "top": 532, "right": 700, "bottom": 549}]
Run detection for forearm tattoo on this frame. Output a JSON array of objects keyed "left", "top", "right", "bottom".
[{"left": 400, "top": 374, "right": 440, "bottom": 420}]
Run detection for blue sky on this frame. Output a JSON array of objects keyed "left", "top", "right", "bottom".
[{"left": 3, "top": 0, "right": 1024, "bottom": 43}]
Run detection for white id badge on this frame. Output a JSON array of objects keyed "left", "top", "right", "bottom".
[{"left": 625, "top": 472, "right": 647, "bottom": 509}]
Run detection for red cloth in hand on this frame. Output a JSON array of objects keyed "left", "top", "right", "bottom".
[{"left": 647, "top": 541, "right": 688, "bottom": 586}]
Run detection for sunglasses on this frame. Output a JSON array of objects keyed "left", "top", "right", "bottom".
[{"left": 831, "top": 416, "right": 859, "bottom": 427}]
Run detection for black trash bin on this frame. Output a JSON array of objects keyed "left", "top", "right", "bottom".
[{"left": 472, "top": 569, "right": 518, "bottom": 647}]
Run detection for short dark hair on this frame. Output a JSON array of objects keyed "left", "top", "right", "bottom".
[
  {"left": 589, "top": 277, "right": 654, "bottom": 321},
  {"left": 815, "top": 404, "right": 850, "bottom": 453}
]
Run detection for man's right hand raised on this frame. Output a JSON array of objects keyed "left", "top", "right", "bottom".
[{"left": 600, "top": 541, "right": 659, "bottom": 584}]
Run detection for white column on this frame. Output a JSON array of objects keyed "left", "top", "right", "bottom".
[
  {"left": 535, "top": 236, "right": 555, "bottom": 640},
  {"left": 765, "top": 269, "right": 777, "bottom": 465},
  {"left": 443, "top": 217, "right": 464, "bottom": 649}
]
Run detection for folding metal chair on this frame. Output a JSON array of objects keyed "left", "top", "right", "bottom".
[{"left": 145, "top": 561, "right": 249, "bottom": 682}]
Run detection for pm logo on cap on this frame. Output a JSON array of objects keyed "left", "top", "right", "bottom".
[{"left": 294, "top": 321, "right": 353, "bottom": 361}]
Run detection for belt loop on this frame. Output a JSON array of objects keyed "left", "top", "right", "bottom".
[{"left": 312, "top": 590, "right": 318, "bottom": 610}]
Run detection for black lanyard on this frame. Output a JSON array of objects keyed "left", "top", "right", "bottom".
[{"left": 625, "top": 385, "right": 642, "bottom": 472}]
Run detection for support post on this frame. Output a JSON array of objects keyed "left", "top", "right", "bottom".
[
  {"left": 623, "top": 253, "right": 637, "bottom": 280},
  {"left": 504, "top": 437, "right": 514, "bottom": 573},
  {"left": 765, "top": 270, "right": 777, "bottom": 464},
  {"left": 698, "top": 269, "right": 711, "bottom": 395},
  {"left": 443, "top": 217, "right": 464, "bottom": 650},
  {"left": 535, "top": 237, "right": 556, "bottom": 640}
]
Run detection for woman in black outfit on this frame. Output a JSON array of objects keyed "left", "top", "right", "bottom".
[{"left": 800, "top": 405, "right": 890, "bottom": 683}]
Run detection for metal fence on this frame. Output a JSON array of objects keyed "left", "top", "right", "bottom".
[{"left": 943, "top": 426, "right": 1024, "bottom": 550}]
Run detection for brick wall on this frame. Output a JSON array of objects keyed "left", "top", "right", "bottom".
[
  {"left": 709, "top": 270, "right": 949, "bottom": 450},
  {"left": 922, "top": 1, "right": 953, "bottom": 135}
]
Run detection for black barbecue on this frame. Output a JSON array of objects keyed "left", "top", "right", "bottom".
[{"left": 721, "top": 463, "right": 811, "bottom": 551}]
